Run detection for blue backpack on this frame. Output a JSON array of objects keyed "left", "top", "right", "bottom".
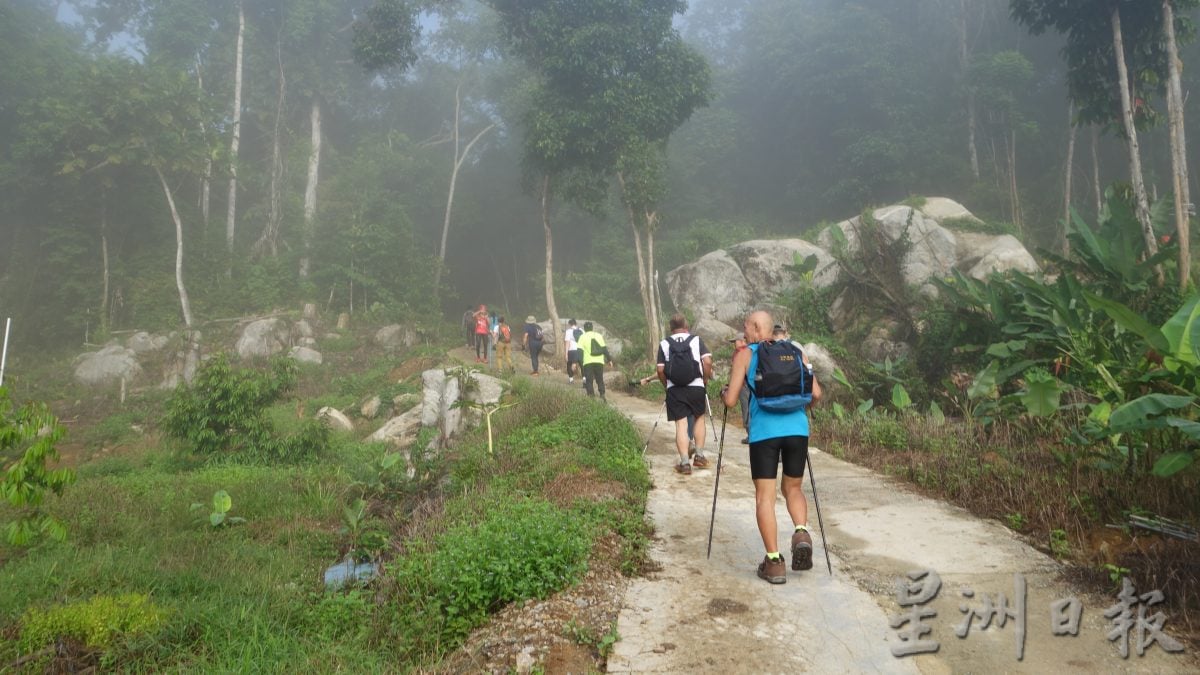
[{"left": 749, "top": 341, "right": 812, "bottom": 412}]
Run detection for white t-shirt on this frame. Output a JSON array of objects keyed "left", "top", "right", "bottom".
[
  {"left": 565, "top": 326, "right": 581, "bottom": 352},
  {"left": 656, "top": 333, "right": 711, "bottom": 388}
]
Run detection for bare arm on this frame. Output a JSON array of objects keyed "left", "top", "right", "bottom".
[
  {"left": 722, "top": 349, "right": 750, "bottom": 408},
  {"left": 805, "top": 357, "right": 823, "bottom": 405}
]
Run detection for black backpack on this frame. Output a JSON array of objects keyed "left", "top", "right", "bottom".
[
  {"left": 572, "top": 327, "right": 583, "bottom": 343},
  {"left": 749, "top": 340, "right": 812, "bottom": 412},
  {"left": 663, "top": 335, "right": 700, "bottom": 386}
]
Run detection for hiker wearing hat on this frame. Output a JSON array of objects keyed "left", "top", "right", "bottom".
[
  {"left": 576, "top": 321, "right": 611, "bottom": 400},
  {"left": 522, "top": 315, "right": 545, "bottom": 375},
  {"left": 472, "top": 304, "right": 490, "bottom": 363},
  {"left": 721, "top": 310, "right": 823, "bottom": 584},
  {"left": 656, "top": 313, "right": 713, "bottom": 475}
]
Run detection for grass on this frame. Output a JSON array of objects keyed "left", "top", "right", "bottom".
[
  {"left": 1, "top": 361, "right": 650, "bottom": 671},
  {"left": 822, "top": 410, "right": 1200, "bottom": 637}
]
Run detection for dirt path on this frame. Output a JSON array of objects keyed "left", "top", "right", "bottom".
[{"left": 602, "top": 388, "right": 1196, "bottom": 674}]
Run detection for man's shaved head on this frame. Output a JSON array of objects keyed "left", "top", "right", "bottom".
[{"left": 744, "top": 310, "right": 774, "bottom": 342}]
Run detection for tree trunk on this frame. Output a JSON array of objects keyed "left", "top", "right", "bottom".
[
  {"left": 300, "top": 95, "right": 321, "bottom": 279},
  {"left": 225, "top": 0, "right": 244, "bottom": 270},
  {"left": 540, "top": 175, "right": 561, "bottom": 364},
  {"left": 1111, "top": 6, "right": 1161, "bottom": 265},
  {"left": 1006, "top": 127, "right": 1022, "bottom": 236},
  {"left": 196, "top": 54, "right": 211, "bottom": 231},
  {"left": 617, "top": 171, "right": 656, "bottom": 359},
  {"left": 256, "top": 31, "right": 286, "bottom": 258},
  {"left": 1091, "top": 125, "right": 1103, "bottom": 216},
  {"left": 960, "top": 0, "right": 980, "bottom": 179},
  {"left": 435, "top": 84, "right": 495, "bottom": 297},
  {"left": 646, "top": 209, "right": 663, "bottom": 347},
  {"left": 100, "top": 198, "right": 109, "bottom": 334},
  {"left": 154, "top": 166, "right": 194, "bottom": 329},
  {"left": 1063, "top": 101, "right": 1076, "bottom": 256},
  {"left": 1164, "top": 0, "right": 1191, "bottom": 291}
]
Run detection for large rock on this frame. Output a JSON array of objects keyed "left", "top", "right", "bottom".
[
  {"left": 691, "top": 316, "right": 738, "bottom": 346},
  {"left": 374, "top": 324, "right": 417, "bottom": 350},
  {"left": 126, "top": 331, "right": 168, "bottom": 354},
  {"left": 288, "top": 346, "right": 323, "bottom": 365},
  {"left": 361, "top": 396, "right": 382, "bottom": 419},
  {"left": 74, "top": 345, "right": 142, "bottom": 386},
  {"left": 919, "top": 197, "right": 981, "bottom": 224},
  {"left": 873, "top": 205, "right": 958, "bottom": 288},
  {"left": 956, "top": 232, "right": 1040, "bottom": 279},
  {"left": 726, "top": 239, "right": 839, "bottom": 293},
  {"left": 468, "top": 372, "right": 505, "bottom": 405},
  {"left": 367, "top": 407, "right": 423, "bottom": 445},
  {"left": 236, "top": 318, "right": 291, "bottom": 359},
  {"left": 316, "top": 407, "right": 354, "bottom": 432},
  {"left": 420, "top": 368, "right": 462, "bottom": 437},
  {"left": 799, "top": 342, "right": 840, "bottom": 387},
  {"left": 666, "top": 250, "right": 752, "bottom": 325}
]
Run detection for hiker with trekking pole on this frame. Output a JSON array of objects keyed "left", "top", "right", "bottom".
[
  {"left": 720, "top": 310, "right": 825, "bottom": 584},
  {"left": 657, "top": 313, "right": 714, "bottom": 475}
]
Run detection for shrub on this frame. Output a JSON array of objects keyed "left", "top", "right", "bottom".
[
  {"left": 389, "top": 498, "right": 590, "bottom": 649},
  {"left": 161, "top": 354, "right": 327, "bottom": 462},
  {"left": 19, "top": 593, "right": 165, "bottom": 653},
  {"left": 1, "top": 388, "right": 75, "bottom": 546}
]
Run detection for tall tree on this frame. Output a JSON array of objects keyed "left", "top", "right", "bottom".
[
  {"left": 1163, "top": 0, "right": 1193, "bottom": 289},
  {"left": 225, "top": 0, "right": 245, "bottom": 271}
]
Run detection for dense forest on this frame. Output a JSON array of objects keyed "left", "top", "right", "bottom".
[{"left": 2, "top": 0, "right": 1197, "bottom": 353}]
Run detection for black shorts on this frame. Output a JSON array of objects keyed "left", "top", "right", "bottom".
[
  {"left": 748, "top": 435, "right": 809, "bottom": 480},
  {"left": 567, "top": 349, "right": 583, "bottom": 363},
  {"left": 666, "top": 386, "right": 706, "bottom": 421}
]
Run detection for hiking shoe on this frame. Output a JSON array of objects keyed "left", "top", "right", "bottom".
[
  {"left": 568, "top": 377, "right": 574, "bottom": 383},
  {"left": 692, "top": 454, "right": 710, "bottom": 469},
  {"left": 757, "top": 555, "right": 787, "bottom": 584},
  {"left": 791, "top": 529, "right": 814, "bottom": 571},
  {"left": 674, "top": 461, "right": 692, "bottom": 476}
]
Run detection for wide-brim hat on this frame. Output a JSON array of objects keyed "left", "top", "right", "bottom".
[{"left": 525, "top": 315, "right": 536, "bottom": 323}]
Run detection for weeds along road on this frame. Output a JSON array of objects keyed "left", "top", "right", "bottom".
[{"left": 601, "top": 387, "right": 1196, "bottom": 675}]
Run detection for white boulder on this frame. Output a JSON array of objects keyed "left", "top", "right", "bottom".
[
  {"left": 726, "top": 239, "right": 839, "bottom": 293},
  {"left": 74, "top": 345, "right": 142, "bottom": 387},
  {"left": 236, "top": 318, "right": 291, "bottom": 360},
  {"left": 374, "top": 324, "right": 417, "bottom": 350},
  {"left": 666, "top": 250, "right": 753, "bottom": 325},
  {"left": 367, "top": 407, "right": 423, "bottom": 445},
  {"left": 126, "top": 331, "right": 169, "bottom": 354},
  {"left": 361, "top": 395, "right": 382, "bottom": 419},
  {"left": 288, "top": 346, "right": 323, "bottom": 365},
  {"left": 316, "top": 407, "right": 354, "bottom": 432},
  {"left": 956, "top": 232, "right": 1040, "bottom": 279}
]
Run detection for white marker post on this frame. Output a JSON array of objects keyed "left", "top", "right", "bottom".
[{"left": 0, "top": 317, "right": 10, "bottom": 387}]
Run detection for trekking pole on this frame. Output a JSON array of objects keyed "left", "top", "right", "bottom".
[
  {"left": 704, "top": 390, "right": 720, "bottom": 443},
  {"left": 706, "top": 404, "right": 729, "bottom": 559},
  {"left": 806, "top": 453, "right": 833, "bottom": 576},
  {"left": 640, "top": 402, "right": 666, "bottom": 456}
]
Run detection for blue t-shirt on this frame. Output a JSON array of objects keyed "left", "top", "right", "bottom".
[{"left": 746, "top": 342, "right": 810, "bottom": 442}]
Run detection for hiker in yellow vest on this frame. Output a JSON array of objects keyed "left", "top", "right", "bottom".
[{"left": 576, "top": 321, "right": 610, "bottom": 401}]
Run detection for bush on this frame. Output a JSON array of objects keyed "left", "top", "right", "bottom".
[
  {"left": 389, "top": 498, "right": 590, "bottom": 647},
  {"left": 19, "top": 593, "right": 165, "bottom": 653},
  {"left": 161, "top": 354, "right": 327, "bottom": 462}
]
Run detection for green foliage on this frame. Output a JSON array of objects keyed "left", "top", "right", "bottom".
[
  {"left": 1, "top": 388, "right": 75, "bottom": 546},
  {"left": 161, "top": 354, "right": 328, "bottom": 462},
  {"left": 565, "top": 619, "right": 620, "bottom": 659},
  {"left": 1049, "top": 528, "right": 1070, "bottom": 558},
  {"left": 19, "top": 593, "right": 165, "bottom": 652},
  {"left": 190, "top": 489, "right": 246, "bottom": 528},
  {"left": 339, "top": 498, "right": 388, "bottom": 563},
  {"left": 389, "top": 498, "right": 591, "bottom": 647},
  {"left": 1004, "top": 512, "right": 1027, "bottom": 531}
]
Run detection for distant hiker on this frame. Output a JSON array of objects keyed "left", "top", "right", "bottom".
[
  {"left": 495, "top": 317, "right": 514, "bottom": 372},
  {"left": 564, "top": 319, "right": 584, "bottom": 384},
  {"left": 721, "top": 310, "right": 823, "bottom": 584},
  {"left": 656, "top": 313, "right": 713, "bottom": 475},
  {"left": 730, "top": 331, "right": 751, "bottom": 443},
  {"left": 523, "top": 315, "right": 545, "bottom": 375},
  {"left": 473, "top": 304, "right": 489, "bottom": 363},
  {"left": 577, "top": 321, "right": 611, "bottom": 400},
  {"left": 462, "top": 307, "right": 476, "bottom": 348},
  {"left": 487, "top": 311, "right": 499, "bottom": 366}
]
